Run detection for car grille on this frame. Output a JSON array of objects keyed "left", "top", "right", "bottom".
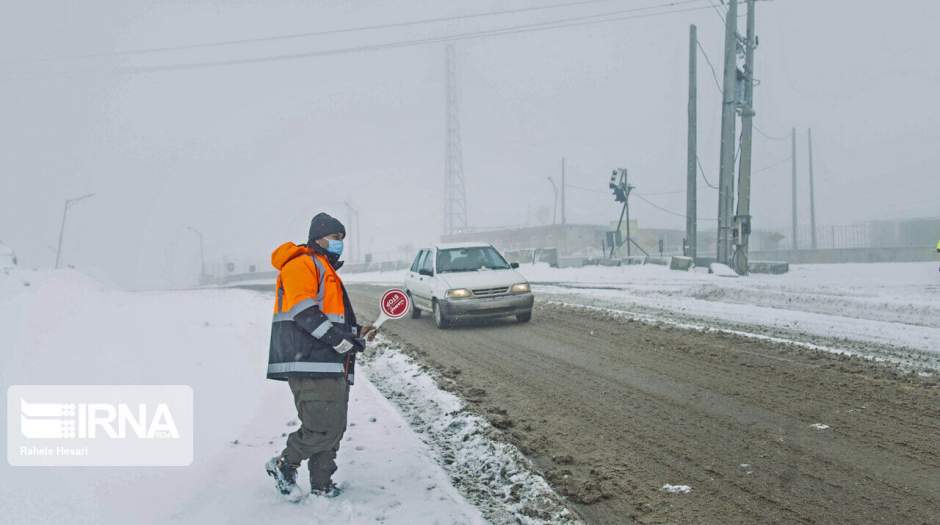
[{"left": 472, "top": 286, "right": 509, "bottom": 297}]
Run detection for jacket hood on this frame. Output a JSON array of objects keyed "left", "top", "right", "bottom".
[{"left": 271, "top": 242, "right": 311, "bottom": 270}]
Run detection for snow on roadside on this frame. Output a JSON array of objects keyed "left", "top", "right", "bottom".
[
  {"left": 520, "top": 261, "right": 940, "bottom": 332},
  {"left": 360, "top": 339, "right": 579, "bottom": 525},
  {"left": 0, "top": 269, "right": 486, "bottom": 524},
  {"left": 661, "top": 484, "right": 692, "bottom": 494}
]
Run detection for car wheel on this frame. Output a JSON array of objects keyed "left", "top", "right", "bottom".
[
  {"left": 516, "top": 310, "right": 532, "bottom": 323},
  {"left": 432, "top": 300, "right": 449, "bottom": 329},
  {"left": 408, "top": 292, "right": 421, "bottom": 319}
]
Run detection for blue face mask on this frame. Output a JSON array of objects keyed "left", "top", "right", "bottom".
[{"left": 325, "top": 239, "right": 344, "bottom": 256}]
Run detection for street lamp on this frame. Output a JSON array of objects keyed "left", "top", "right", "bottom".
[
  {"left": 186, "top": 226, "right": 207, "bottom": 283},
  {"left": 546, "top": 177, "right": 558, "bottom": 225},
  {"left": 55, "top": 193, "right": 95, "bottom": 269}
]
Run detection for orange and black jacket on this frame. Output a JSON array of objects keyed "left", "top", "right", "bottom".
[{"left": 267, "top": 242, "right": 358, "bottom": 384}]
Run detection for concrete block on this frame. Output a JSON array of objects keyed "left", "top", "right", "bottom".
[
  {"left": 749, "top": 260, "right": 789, "bottom": 274},
  {"left": 670, "top": 256, "right": 694, "bottom": 271},
  {"left": 556, "top": 256, "right": 586, "bottom": 269}
]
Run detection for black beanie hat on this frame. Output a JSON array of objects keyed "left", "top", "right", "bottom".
[{"left": 307, "top": 213, "right": 346, "bottom": 245}]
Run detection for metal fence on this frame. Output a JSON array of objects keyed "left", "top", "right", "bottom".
[{"left": 781, "top": 219, "right": 940, "bottom": 250}]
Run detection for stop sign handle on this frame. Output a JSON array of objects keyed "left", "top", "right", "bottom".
[{"left": 373, "top": 312, "right": 391, "bottom": 329}]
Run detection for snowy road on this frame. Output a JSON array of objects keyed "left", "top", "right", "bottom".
[{"left": 349, "top": 283, "right": 940, "bottom": 524}]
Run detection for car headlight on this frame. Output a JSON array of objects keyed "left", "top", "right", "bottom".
[
  {"left": 510, "top": 282, "right": 530, "bottom": 293},
  {"left": 446, "top": 288, "right": 472, "bottom": 299}
]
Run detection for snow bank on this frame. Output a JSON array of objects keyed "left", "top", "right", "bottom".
[
  {"left": 518, "top": 261, "right": 940, "bottom": 329},
  {"left": 0, "top": 269, "right": 484, "bottom": 524},
  {"left": 520, "top": 262, "right": 940, "bottom": 367},
  {"left": 361, "top": 341, "right": 579, "bottom": 525}
]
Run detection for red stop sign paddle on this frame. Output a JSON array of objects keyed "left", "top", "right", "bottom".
[{"left": 373, "top": 288, "right": 411, "bottom": 328}]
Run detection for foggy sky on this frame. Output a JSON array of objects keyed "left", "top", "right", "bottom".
[{"left": 1, "top": 0, "right": 938, "bottom": 288}]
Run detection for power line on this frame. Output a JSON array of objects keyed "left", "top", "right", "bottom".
[
  {"left": 697, "top": 40, "right": 723, "bottom": 93},
  {"left": 634, "top": 192, "right": 717, "bottom": 220},
  {"left": 754, "top": 125, "right": 789, "bottom": 141},
  {"left": 705, "top": 0, "right": 727, "bottom": 23},
  {"left": 635, "top": 192, "right": 687, "bottom": 217},
  {"left": 93, "top": 1, "right": 716, "bottom": 74},
  {"left": 23, "top": 0, "right": 667, "bottom": 62},
  {"left": 753, "top": 155, "right": 792, "bottom": 173},
  {"left": 696, "top": 156, "right": 719, "bottom": 189},
  {"left": 572, "top": 179, "right": 715, "bottom": 220}
]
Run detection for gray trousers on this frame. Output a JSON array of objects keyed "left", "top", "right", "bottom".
[{"left": 281, "top": 376, "right": 349, "bottom": 489}]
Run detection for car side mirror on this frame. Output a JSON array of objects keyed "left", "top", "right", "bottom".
[
  {"left": 510, "top": 262, "right": 520, "bottom": 269},
  {"left": 418, "top": 268, "right": 433, "bottom": 276}
]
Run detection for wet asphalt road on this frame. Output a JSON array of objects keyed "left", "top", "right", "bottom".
[{"left": 348, "top": 284, "right": 940, "bottom": 524}]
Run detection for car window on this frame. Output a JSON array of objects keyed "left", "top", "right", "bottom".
[
  {"left": 414, "top": 250, "right": 426, "bottom": 272},
  {"left": 436, "top": 246, "right": 510, "bottom": 273},
  {"left": 420, "top": 250, "right": 434, "bottom": 274},
  {"left": 410, "top": 250, "right": 424, "bottom": 273}
]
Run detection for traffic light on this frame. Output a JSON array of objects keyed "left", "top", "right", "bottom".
[{"left": 609, "top": 170, "right": 627, "bottom": 202}]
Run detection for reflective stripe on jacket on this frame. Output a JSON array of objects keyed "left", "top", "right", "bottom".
[{"left": 267, "top": 242, "right": 357, "bottom": 383}]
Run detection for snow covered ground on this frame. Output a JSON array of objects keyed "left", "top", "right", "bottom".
[
  {"left": 0, "top": 269, "right": 495, "bottom": 524},
  {"left": 345, "top": 261, "right": 940, "bottom": 370},
  {"left": 361, "top": 342, "right": 576, "bottom": 524}
]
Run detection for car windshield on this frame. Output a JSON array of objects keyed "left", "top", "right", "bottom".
[{"left": 436, "top": 247, "right": 510, "bottom": 273}]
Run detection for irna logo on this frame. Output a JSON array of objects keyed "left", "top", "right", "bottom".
[
  {"left": 20, "top": 399, "right": 180, "bottom": 440},
  {"left": 8, "top": 385, "right": 193, "bottom": 467}
]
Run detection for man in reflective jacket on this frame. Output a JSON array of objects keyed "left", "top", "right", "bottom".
[{"left": 265, "top": 212, "right": 377, "bottom": 501}]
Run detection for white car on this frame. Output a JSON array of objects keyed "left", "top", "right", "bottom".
[{"left": 404, "top": 242, "right": 534, "bottom": 328}]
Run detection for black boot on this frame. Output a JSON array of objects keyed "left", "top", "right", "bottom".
[
  {"left": 310, "top": 481, "right": 342, "bottom": 498},
  {"left": 265, "top": 456, "right": 303, "bottom": 502}
]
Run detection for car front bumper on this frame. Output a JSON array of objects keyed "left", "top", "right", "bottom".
[{"left": 440, "top": 292, "right": 534, "bottom": 318}]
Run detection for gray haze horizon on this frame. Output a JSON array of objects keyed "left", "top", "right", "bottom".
[{"left": 1, "top": 0, "right": 937, "bottom": 288}]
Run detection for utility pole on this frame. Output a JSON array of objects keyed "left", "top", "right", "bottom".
[
  {"left": 54, "top": 193, "right": 95, "bottom": 269},
  {"left": 560, "top": 157, "right": 567, "bottom": 225},
  {"left": 443, "top": 43, "right": 468, "bottom": 236},
  {"left": 625, "top": 173, "right": 632, "bottom": 257},
  {"left": 733, "top": 0, "right": 756, "bottom": 275},
  {"left": 807, "top": 128, "right": 818, "bottom": 249},
  {"left": 716, "top": 0, "right": 739, "bottom": 264},
  {"left": 686, "top": 24, "right": 698, "bottom": 261},
  {"left": 791, "top": 127, "right": 798, "bottom": 250},
  {"left": 546, "top": 177, "right": 558, "bottom": 225}
]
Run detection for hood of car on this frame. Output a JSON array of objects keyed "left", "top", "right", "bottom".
[{"left": 436, "top": 268, "right": 526, "bottom": 291}]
